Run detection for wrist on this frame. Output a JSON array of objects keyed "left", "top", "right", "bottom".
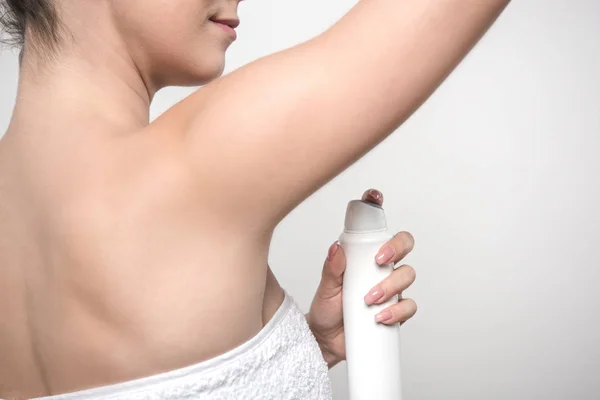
[
  {"left": 319, "top": 343, "right": 340, "bottom": 370},
  {"left": 305, "top": 313, "right": 341, "bottom": 369}
]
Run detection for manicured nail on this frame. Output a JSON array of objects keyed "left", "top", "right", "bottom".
[
  {"left": 375, "top": 245, "right": 395, "bottom": 265},
  {"left": 327, "top": 241, "right": 339, "bottom": 261},
  {"left": 364, "top": 287, "right": 384, "bottom": 305},
  {"left": 368, "top": 189, "right": 382, "bottom": 201},
  {"left": 375, "top": 309, "right": 393, "bottom": 323}
]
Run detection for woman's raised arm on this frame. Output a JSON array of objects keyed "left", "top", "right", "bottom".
[{"left": 180, "top": 0, "right": 511, "bottom": 229}]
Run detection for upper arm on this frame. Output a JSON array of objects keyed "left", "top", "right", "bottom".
[{"left": 180, "top": 0, "right": 510, "bottom": 230}]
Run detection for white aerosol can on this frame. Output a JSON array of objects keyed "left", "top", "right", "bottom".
[{"left": 340, "top": 199, "right": 402, "bottom": 400}]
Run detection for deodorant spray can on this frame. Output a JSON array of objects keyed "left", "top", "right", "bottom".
[{"left": 340, "top": 199, "right": 402, "bottom": 400}]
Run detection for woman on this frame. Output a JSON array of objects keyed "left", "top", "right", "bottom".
[{"left": 0, "top": 0, "right": 510, "bottom": 398}]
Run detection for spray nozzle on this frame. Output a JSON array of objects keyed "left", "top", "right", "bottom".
[{"left": 344, "top": 199, "right": 388, "bottom": 233}]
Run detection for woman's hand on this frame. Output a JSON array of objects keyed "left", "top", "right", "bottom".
[{"left": 306, "top": 189, "right": 417, "bottom": 369}]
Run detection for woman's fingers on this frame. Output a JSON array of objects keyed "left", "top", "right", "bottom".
[
  {"left": 374, "top": 231, "right": 414, "bottom": 265},
  {"left": 357, "top": 189, "right": 417, "bottom": 324},
  {"left": 374, "top": 298, "right": 418, "bottom": 325},
  {"left": 361, "top": 188, "right": 384, "bottom": 206},
  {"left": 364, "top": 264, "right": 416, "bottom": 306}
]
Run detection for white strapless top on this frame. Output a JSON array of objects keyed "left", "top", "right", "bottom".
[{"left": 32, "top": 289, "right": 333, "bottom": 400}]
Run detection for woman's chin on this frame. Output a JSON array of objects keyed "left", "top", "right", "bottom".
[
  {"left": 157, "top": 59, "right": 226, "bottom": 88},
  {"left": 187, "top": 58, "right": 226, "bottom": 85}
]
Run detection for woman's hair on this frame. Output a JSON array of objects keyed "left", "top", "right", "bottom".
[{"left": 0, "top": 0, "right": 60, "bottom": 51}]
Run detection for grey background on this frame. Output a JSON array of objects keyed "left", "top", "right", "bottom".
[{"left": 2, "top": 1, "right": 599, "bottom": 399}]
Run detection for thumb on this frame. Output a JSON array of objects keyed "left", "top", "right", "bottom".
[{"left": 318, "top": 241, "right": 346, "bottom": 295}]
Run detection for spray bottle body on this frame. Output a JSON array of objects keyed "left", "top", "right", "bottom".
[{"left": 339, "top": 201, "right": 402, "bottom": 400}]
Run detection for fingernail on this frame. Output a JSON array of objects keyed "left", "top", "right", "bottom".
[
  {"left": 364, "top": 286, "right": 384, "bottom": 305},
  {"left": 375, "top": 309, "right": 393, "bottom": 323},
  {"left": 375, "top": 245, "right": 395, "bottom": 265},
  {"left": 368, "top": 189, "right": 382, "bottom": 201},
  {"left": 327, "top": 241, "right": 339, "bottom": 261}
]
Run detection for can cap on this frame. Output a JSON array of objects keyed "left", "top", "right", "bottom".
[{"left": 344, "top": 199, "right": 388, "bottom": 233}]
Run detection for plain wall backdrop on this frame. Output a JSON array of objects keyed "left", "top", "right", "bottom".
[{"left": 1, "top": 1, "right": 599, "bottom": 399}]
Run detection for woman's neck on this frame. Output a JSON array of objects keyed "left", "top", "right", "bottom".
[{"left": 4, "top": 38, "right": 154, "bottom": 146}]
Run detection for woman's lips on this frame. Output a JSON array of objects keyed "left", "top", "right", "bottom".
[{"left": 210, "top": 18, "right": 239, "bottom": 40}]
